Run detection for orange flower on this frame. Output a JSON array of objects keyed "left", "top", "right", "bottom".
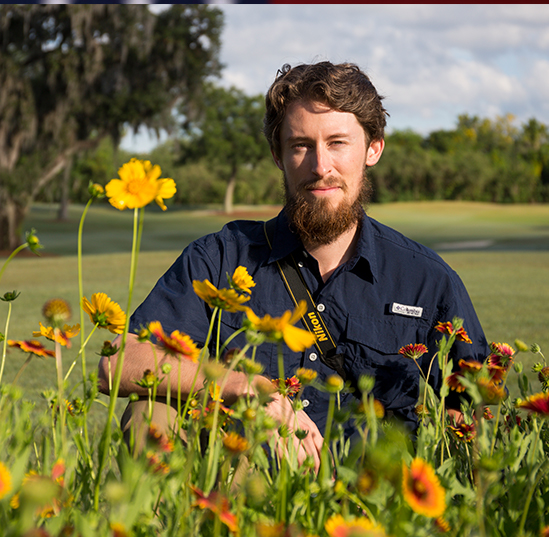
[
  {"left": 435, "top": 321, "right": 453, "bottom": 336},
  {"left": 445, "top": 372, "right": 466, "bottom": 393},
  {"left": 476, "top": 378, "right": 506, "bottom": 404},
  {"left": 325, "top": 513, "right": 386, "bottom": 536},
  {"left": 271, "top": 375, "right": 301, "bottom": 397},
  {"left": 517, "top": 392, "right": 549, "bottom": 416},
  {"left": 488, "top": 342, "right": 515, "bottom": 369},
  {"left": 147, "top": 424, "right": 174, "bottom": 453},
  {"left": 402, "top": 458, "right": 446, "bottom": 518},
  {"left": 435, "top": 321, "right": 471, "bottom": 343},
  {"left": 8, "top": 339, "right": 55, "bottom": 358},
  {"left": 455, "top": 327, "right": 472, "bottom": 344},
  {"left": 147, "top": 321, "right": 200, "bottom": 361},
  {"left": 434, "top": 517, "right": 451, "bottom": 533},
  {"left": 190, "top": 485, "right": 238, "bottom": 534},
  {"left": 33, "top": 322, "right": 80, "bottom": 348},
  {"left": 222, "top": 432, "right": 249, "bottom": 455},
  {"left": 399, "top": 343, "right": 428, "bottom": 360},
  {"left": 448, "top": 423, "right": 476, "bottom": 442}
]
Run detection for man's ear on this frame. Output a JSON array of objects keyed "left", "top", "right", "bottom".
[
  {"left": 271, "top": 149, "right": 284, "bottom": 171},
  {"left": 366, "top": 139, "right": 385, "bottom": 166}
]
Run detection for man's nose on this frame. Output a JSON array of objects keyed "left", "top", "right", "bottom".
[{"left": 311, "top": 145, "right": 332, "bottom": 177}]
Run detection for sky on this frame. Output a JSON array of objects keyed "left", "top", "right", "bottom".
[{"left": 121, "top": 4, "right": 549, "bottom": 153}]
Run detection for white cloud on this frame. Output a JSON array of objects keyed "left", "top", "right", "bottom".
[{"left": 123, "top": 4, "right": 549, "bottom": 149}]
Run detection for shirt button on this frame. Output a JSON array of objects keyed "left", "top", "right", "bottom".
[
  {"left": 302, "top": 399, "right": 310, "bottom": 408},
  {"left": 317, "top": 303, "right": 325, "bottom": 312},
  {"left": 297, "top": 261, "right": 304, "bottom": 268},
  {"left": 309, "top": 352, "right": 318, "bottom": 362}
]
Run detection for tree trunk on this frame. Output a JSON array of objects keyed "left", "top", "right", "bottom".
[
  {"left": 0, "top": 192, "right": 27, "bottom": 252},
  {"left": 57, "top": 154, "right": 73, "bottom": 221},
  {"left": 223, "top": 175, "right": 237, "bottom": 215}
]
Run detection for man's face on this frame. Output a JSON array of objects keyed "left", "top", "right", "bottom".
[{"left": 273, "top": 99, "right": 384, "bottom": 245}]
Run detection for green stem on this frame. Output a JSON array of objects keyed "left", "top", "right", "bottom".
[
  {"left": 204, "top": 346, "right": 249, "bottom": 494},
  {"left": 0, "top": 243, "right": 28, "bottom": 284},
  {"left": 95, "top": 206, "right": 144, "bottom": 510},
  {"left": 12, "top": 354, "right": 34, "bottom": 385},
  {"left": 77, "top": 199, "right": 93, "bottom": 398},
  {"left": 0, "top": 302, "right": 12, "bottom": 385},
  {"left": 518, "top": 422, "right": 544, "bottom": 535},
  {"left": 54, "top": 330, "right": 67, "bottom": 456},
  {"left": 64, "top": 323, "right": 98, "bottom": 382},
  {"left": 319, "top": 392, "right": 336, "bottom": 484}
]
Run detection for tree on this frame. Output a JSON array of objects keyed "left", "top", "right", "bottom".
[
  {"left": 178, "top": 84, "right": 271, "bottom": 214},
  {"left": 0, "top": 4, "right": 223, "bottom": 250}
]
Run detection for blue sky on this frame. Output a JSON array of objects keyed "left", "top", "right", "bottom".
[{"left": 121, "top": 4, "right": 549, "bottom": 152}]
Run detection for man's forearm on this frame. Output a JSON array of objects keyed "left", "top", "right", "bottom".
[{"left": 97, "top": 333, "right": 272, "bottom": 403}]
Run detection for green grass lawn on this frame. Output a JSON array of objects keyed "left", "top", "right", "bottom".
[{"left": 2, "top": 201, "right": 548, "bottom": 410}]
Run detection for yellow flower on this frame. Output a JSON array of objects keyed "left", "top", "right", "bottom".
[
  {"left": 105, "top": 158, "right": 176, "bottom": 211},
  {"left": 193, "top": 279, "right": 250, "bottom": 312},
  {"left": 325, "top": 513, "right": 386, "bottom": 536},
  {"left": 244, "top": 301, "right": 316, "bottom": 352},
  {"left": 33, "top": 322, "right": 80, "bottom": 348},
  {"left": 81, "top": 293, "right": 126, "bottom": 334},
  {"left": 402, "top": 457, "right": 446, "bottom": 518},
  {"left": 229, "top": 266, "right": 256, "bottom": 295},
  {"left": 0, "top": 462, "right": 12, "bottom": 500}
]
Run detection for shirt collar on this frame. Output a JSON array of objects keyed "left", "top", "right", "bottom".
[{"left": 267, "top": 207, "right": 379, "bottom": 282}]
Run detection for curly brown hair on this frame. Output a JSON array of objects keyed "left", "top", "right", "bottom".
[{"left": 264, "top": 61, "right": 388, "bottom": 160}]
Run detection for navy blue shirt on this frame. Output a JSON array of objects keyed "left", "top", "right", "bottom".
[{"left": 130, "top": 209, "right": 489, "bottom": 435}]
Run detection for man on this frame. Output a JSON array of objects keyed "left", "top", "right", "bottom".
[{"left": 99, "top": 61, "right": 489, "bottom": 470}]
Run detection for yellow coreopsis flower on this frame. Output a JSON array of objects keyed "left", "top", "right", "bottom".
[
  {"left": 229, "top": 266, "right": 256, "bottom": 295},
  {"left": 245, "top": 301, "right": 316, "bottom": 352},
  {"left": 33, "top": 322, "right": 80, "bottom": 348},
  {"left": 81, "top": 293, "right": 126, "bottom": 334},
  {"left": 193, "top": 279, "right": 251, "bottom": 312},
  {"left": 105, "top": 158, "right": 176, "bottom": 211},
  {"left": 0, "top": 462, "right": 12, "bottom": 500}
]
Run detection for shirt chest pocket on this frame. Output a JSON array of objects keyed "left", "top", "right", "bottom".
[{"left": 341, "top": 315, "right": 428, "bottom": 410}]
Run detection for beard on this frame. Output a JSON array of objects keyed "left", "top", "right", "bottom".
[{"left": 284, "top": 169, "right": 372, "bottom": 247}]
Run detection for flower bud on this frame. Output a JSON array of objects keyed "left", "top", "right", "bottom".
[
  {"left": 25, "top": 228, "right": 43, "bottom": 255},
  {"left": 295, "top": 429, "right": 309, "bottom": 440},
  {"left": 161, "top": 363, "right": 172, "bottom": 375},
  {"left": 514, "top": 339, "right": 529, "bottom": 353},
  {"left": 325, "top": 375, "right": 344, "bottom": 393},
  {"left": 42, "top": 298, "right": 72, "bottom": 326},
  {"left": 129, "top": 392, "right": 139, "bottom": 403},
  {"left": 0, "top": 290, "right": 20, "bottom": 302},
  {"left": 88, "top": 181, "right": 105, "bottom": 199},
  {"left": 513, "top": 362, "right": 523, "bottom": 374},
  {"left": 531, "top": 343, "right": 542, "bottom": 354},
  {"left": 358, "top": 374, "right": 375, "bottom": 394}
]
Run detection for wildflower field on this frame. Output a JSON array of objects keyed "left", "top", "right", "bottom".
[{"left": 1, "top": 159, "right": 549, "bottom": 536}]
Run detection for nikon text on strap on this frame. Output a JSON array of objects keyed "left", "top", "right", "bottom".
[{"left": 263, "top": 218, "right": 347, "bottom": 380}]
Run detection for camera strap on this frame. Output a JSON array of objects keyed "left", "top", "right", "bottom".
[{"left": 263, "top": 218, "right": 347, "bottom": 380}]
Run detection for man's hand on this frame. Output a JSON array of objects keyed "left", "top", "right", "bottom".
[{"left": 264, "top": 392, "right": 324, "bottom": 472}]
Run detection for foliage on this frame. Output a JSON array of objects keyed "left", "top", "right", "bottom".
[
  {"left": 177, "top": 84, "right": 272, "bottom": 213},
  {"left": 369, "top": 114, "right": 549, "bottom": 204},
  {"left": 0, "top": 4, "right": 223, "bottom": 249},
  {"left": 1, "top": 159, "right": 549, "bottom": 536}
]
